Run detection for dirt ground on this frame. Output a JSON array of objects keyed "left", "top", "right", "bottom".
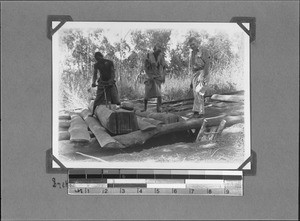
[
  {"left": 57, "top": 95, "right": 246, "bottom": 166},
  {"left": 57, "top": 122, "right": 245, "bottom": 165}
]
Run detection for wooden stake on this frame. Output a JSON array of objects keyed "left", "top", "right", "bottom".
[
  {"left": 195, "top": 119, "right": 207, "bottom": 142},
  {"left": 213, "top": 119, "right": 226, "bottom": 140}
]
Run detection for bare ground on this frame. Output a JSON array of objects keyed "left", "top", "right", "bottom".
[{"left": 57, "top": 123, "right": 245, "bottom": 164}]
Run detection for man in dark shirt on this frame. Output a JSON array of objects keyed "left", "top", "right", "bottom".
[{"left": 91, "top": 52, "right": 120, "bottom": 115}]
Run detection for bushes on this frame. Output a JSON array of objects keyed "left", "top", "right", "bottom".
[{"left": 59, "top": 65, "right": 242, "bottom": 111}]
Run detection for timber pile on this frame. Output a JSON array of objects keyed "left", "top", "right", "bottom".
[{"left": 58, "top": 91, "right": 245, "bottom": 149}]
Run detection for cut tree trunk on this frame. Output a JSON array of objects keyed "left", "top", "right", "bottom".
[
  {"left": 137, "top": 116, "right": 157, "bottom": 131},
  {"left": 59, "top": 120, "right": 70, "bottom": 128},
  {"left": 113, "top": 115, "right": 244, "bottom": 148},
  {"left": 68, "top": 114, "right": 90, "bottom": 143},
  {"left": 135, "top": 110, "right": 181, "bottom": 124},
  {"left": 141, "top": 117, "right": 164, "bottom": 126},
  {"left": 211, "top": 94, "right": 244, "bottom": 103},
  {"left": 95, "top": 105, "right": 139, "bottom": 135},
  {"left": 121, "top": 102, "right": 183, "bottom": 124},
  {"left": 204, "top": 105, "right": 244, "bottom": 118},
  {"left": 59, "top": 131, "right": 70, "bottom": 141},
  {"left": 59, "top": 114, "right": 71, "bottom": 120},
  {"left": 120, "top": 101, "right": 136, "bottom": 111},
  {"left": 80, "top": 109, "right": 124, "bottom": 148}
]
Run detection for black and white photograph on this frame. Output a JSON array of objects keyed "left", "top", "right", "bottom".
[
  {"left": 2, "top": 1, "right": 299, "bottom": 220},
  {"left": 52, "top": 21, "right": 250, "bottom": 169}
]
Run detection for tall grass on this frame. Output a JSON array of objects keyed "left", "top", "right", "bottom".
[{"left": 59, "top": 60, "right": 244, "bottom": 111}]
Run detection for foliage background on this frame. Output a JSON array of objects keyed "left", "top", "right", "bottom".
[{"left": 56, "top": 23, "right": 246, "bottom": 110}]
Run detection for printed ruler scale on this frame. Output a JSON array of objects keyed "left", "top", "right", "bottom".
[{"left": 68, "top": 170, "right": 243, "bottom": 196}]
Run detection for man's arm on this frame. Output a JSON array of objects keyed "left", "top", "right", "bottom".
[
  {"left": 202, "top": 49, "right": 210, "bottom": 80},
  {"left": 92, "top": 64, "right": 98, "bottom": 87}
]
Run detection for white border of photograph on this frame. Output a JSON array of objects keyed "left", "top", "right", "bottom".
[{"left": 52, "top": 21, "right": 251, "bottom": 170}]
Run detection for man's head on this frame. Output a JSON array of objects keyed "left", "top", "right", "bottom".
[
  {"left": 188, "top": 37, "right": 200, "bottom": 51},
  {"left": 153, "top": 43, "right": 162, "bottom": 53},
  {"left": 94, "top": 52, "right": 104, "bottom": 62}
]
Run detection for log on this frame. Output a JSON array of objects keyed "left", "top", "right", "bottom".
[
  {"left": 165, "top": 101, "right": 194, "bottom": 108},
  {"left": 68, "top": 114, "right": 90, "bottom": 143},
  {"left": 59, "top": 114, "right": 71, "bottom": 120},
  {"left": 162, "top": 98, "right": 194, "bottom": 105},
  {"left": 204, "top": 105, "right": 244, "bottom": 118},
  {"left": 122, "top": 101, "right": 185, "bottom": 123},
  {"left": 211, "top": 101, "right": 243, "bottom": 108},
  {"left": 59, "top": 131, "right": 70, "bottom": 141},
  {"left": 59, "top": 120, "right": 70, "bottom": 128},
  {"left": 95, "top": 105, "right": 139, "bottom": 135},
  {"left": 211, "top": 94, "right": 244, "bottom": 103},
  {"left": 113, "top": 128, "right": 160, "bottom": 147},
  {"left": 80, "top": 109, "right": 124, "bottom": 148},
  {"left": 120, "top": 101, "right": 136, "bottom": 111},
  {"left": 135, "top": 110, "right": 181, "bottom": 124},
  {"left": 137, "top": 116, "right": 157, "bottom": 131},
  {"left": 142, "top": 117, "right": 164, "bottom": 126},
  {"left": 113, "top": 115, "right": 244, "bottom": 148}
]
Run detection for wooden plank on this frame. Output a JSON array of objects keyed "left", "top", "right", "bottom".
[
  {"left": 79, "top": 109, "right": 124, "bottom": 148},
  {"left": 137, "top": 116, "right": 157, "bottom": 131},
  {"left": 211, "top": 94, "right": 244, "bottom": 103},
  {"left": 95, "top": 105, "right": 139, "bottom": 135},
  {"left": 68, "top": 114, "right": 90, "bottom": 143}
]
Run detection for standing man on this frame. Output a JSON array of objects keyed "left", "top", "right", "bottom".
[
  {"left": 188, "top": 37, "right": 210, "bottom": 118},
  {"left": 142, "top": 43, "right": 167, "bottom": 112},
  {"left": 91, "top": 52, "right": 120, "bottom": 115}
]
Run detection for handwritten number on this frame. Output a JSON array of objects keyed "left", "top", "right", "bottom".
[{"left": 52, "top": 178, "right": 56, "bottom": 188}]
